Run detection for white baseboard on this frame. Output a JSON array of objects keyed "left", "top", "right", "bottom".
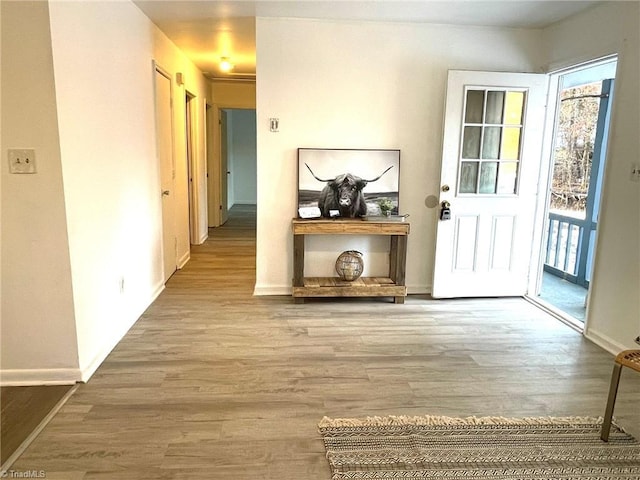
[
  {"left": 195, "top": 232, "right": 208, "bottom": 245},
  {"left": 149, "top": 282, "right": 165, "bottom": 304},
  {"left": 177, "top": 250, "right": 190, "bottom": 269},
  {"left": 79, "top": 282, "right": 165, "bottom": 382},
  {"left": 253, "top": 284, "right": 291, "bottom": 296},
  {"left": 0, "top": 368, "right": 80, "bottom": 386},
  {"left": 408, "top": 284, "right": 430, "bottom": 295},
  {"left": 584, "top": 328, "right": 629, "bottom": 356},
  {"left": 80, "top": 336, "right": 122, "bottom": 383}
]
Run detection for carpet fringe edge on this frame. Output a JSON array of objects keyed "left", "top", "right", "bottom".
[{"left": 318, "top": 414, "right": 606, "bottom": 429}]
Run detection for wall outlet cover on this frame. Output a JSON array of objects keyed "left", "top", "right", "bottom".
[{"left": 8, "top": 149, "right": 37, "bottom": 174}]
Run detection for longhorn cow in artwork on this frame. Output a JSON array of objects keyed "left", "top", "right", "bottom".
[{"left": 304, "top": 163, "right": 394, "bottom": 218}]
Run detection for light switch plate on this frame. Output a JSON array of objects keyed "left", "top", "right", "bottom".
[{"left": 8, "top": 149, "right": 37, "bottom": 174}]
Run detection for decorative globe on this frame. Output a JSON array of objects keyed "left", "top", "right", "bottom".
[{"left": 335, "top": 250, "right": 364, "bottom": 281}]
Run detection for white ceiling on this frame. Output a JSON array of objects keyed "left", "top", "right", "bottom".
[{"left": 133, "top": 0, "right": 601, "bottom": 80}]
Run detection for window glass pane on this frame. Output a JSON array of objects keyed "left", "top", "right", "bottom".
[
  {"left": 459, "top": 89, "right": 526, "bottom": 196},
  {"left": 497, "top": 162, "right": 518, "bottom": 194},
  {"left": 485, "top": 91, "right": 505, "bottom": 124},
  {"left": 482, "top": 126, "right": 501, "bottom": 159},
  {"left": 459, "top": 162, "right": 478, "bottom": 193},
  {"left": 462, "top": 126, "right": 481, "bottom": 159},
  {"left": 501, "top": 127, "right": 521, "bottom": 160},
  {"left": 465, "top": 90, "right": 484, "bottom": 123},
  {"left": 479, "top": 162, "right": 498, "bottom": 193},
  {"left": 504, "top": 91, "right": 525, "bottom": 125}
]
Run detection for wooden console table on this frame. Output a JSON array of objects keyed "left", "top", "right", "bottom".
[{"left": 292, "top": 218, "right": 410, "bottom": 304}]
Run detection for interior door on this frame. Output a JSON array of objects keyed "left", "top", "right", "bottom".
[
  {"left": 206, "top": 104, "right": 216, "bottom": 227},
  {"left": 185, "top": 92, "right": 197, "bottom": 242},
  {"left": 154, "top": 66, "right": 177, "bottom": 282},
  {"left": 220, "top": 109, "right": 229, "bottom": 225},
  {"left": 432, "top": 70, "right": 548, "bottom": 298}
]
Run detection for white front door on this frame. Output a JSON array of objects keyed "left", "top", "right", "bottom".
[{"left": 432, "top": 70, "right": 548, "bottom": 298}]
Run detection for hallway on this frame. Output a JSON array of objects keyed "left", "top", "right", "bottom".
[{"left": 7, "top": 205, "right": 639, "bottom": 479}]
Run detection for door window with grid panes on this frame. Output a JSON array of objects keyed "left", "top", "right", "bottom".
[{"left": 459, "top": 89, "right": 526, "bottom": 195}]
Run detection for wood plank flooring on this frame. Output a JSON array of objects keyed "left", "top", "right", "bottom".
[
  {"left": 1, "top": 385, "right": 74, "bottom": 465},
  {"left": 7, "top": 204, "right": 640, "bottom": 479}
]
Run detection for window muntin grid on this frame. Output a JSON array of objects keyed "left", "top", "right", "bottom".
[{"left": 458, "top": 88, "right": 526, "bottom": 195}]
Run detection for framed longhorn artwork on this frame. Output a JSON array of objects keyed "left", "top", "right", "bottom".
[{"left": 297, "top": 148, "right": 401, "bottom": 219}]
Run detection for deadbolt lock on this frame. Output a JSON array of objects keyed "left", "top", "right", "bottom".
[{"left": 440, "top": 201, "right": 451, "bottom": 221}]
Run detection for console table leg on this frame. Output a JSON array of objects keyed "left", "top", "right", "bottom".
[
  {"left": 293, "top": 234, "right": 305, "bottom": 288},
  {"left": 390, "top": 235, "right": 407, "bottom": 304},
  {"left": 390, "top": 236, "right": 399, "bottom": 280},
  {"left": 393, "top": 235, "right": 407, "bottom": 287}
]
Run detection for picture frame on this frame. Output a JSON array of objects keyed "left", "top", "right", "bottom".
[{"left": 297, "top": 148, "right": 400, "bottom": 219}]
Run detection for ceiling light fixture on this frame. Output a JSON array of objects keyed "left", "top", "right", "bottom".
[{"left": 219, "top": 57, "right": 234, "bottom": 72}]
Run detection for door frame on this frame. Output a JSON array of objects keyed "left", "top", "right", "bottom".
[
  {"left": 220, "top": 109, "right": 230, "bottom": 225},
  {"left": 153, "top": 61, "right": 178, "bottom": 282},
  {"left": 208, "top": 102, "right": 255, "bottom": 228},
  {"left": 527, "top": 55, "right": 618, "bottom": 330},
  {"left": 185, "top": 90, "right": 199, "bottom": 243}
]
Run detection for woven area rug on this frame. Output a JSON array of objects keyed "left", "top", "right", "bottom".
[{"left": 318, "top": 415, "right": 640, "bottom": 479}]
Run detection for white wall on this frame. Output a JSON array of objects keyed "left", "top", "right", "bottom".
[
  {"left": 543, "top": 2, "right": 640, "bottom": 351},
  {"left": 47, "top": 0, "right": 210, "bottom": 380},
  {"left": 1, "top": 0, "right": 210, "bottom": 385},
  {"left": 47, "top": 0, "right": 164, "bottom": 380},
  {"left": 228, "top": 109, "right": 257, "bottom": 206},
  {"left": 1, "top": 0, "right": 80, "bottom": 384},
  {"left": 255, "top": 17, "right": 544, "bottom": 294}
]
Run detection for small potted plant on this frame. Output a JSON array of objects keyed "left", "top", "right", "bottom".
[{"left": 378, "top": 198, "right": 394, "bottom": 217}]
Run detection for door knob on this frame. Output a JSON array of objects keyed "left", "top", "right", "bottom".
[{"left": 441, "top": 185, "right": 450, "bottom": 192}]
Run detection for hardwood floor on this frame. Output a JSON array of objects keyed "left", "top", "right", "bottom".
[
  {"left": 1, "top": 385, "right": 74, "bottom": 465},
  {"left": 7, "top": 204, "right": 640, "bottom": 479}
]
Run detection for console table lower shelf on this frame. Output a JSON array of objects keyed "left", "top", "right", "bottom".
[{"left": 293, "top": 276, "right": 407, "bottom": 299}]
